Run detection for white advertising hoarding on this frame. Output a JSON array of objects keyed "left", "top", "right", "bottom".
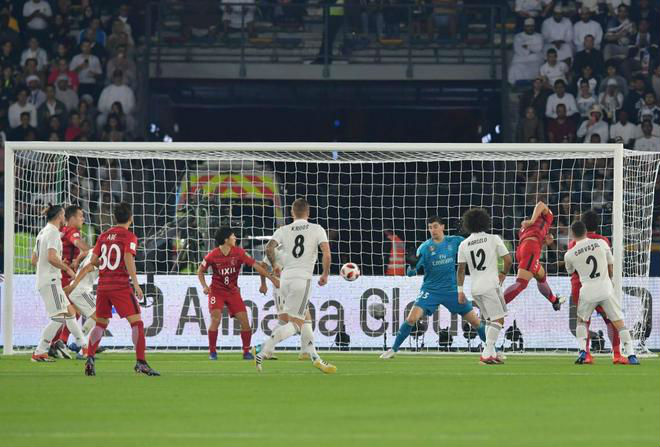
[{"left": 2, "top": 275, "right": 658, "bottom": 350}]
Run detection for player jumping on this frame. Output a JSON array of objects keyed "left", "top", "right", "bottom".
[
  {"left": 197, "top": 227, "right": 276, "bottom": 360},
  {"left": 380, "top": 216, "right": 488, "bottom": 359},
  {"left": 457, "top": 208, "right": 513, "bottom": 364},
  {"left": 81, "top": 202, "right": 159, "bottom": 376},
  {"left": 568, "top": 210, "right": 627, "bottom": 364},
  {"left": 30, "top": 204, "right": 81, "bottom": 362},
  {"left": 503, "top": 201, "right": 566, "bottom": 309},
  {"left": 564, "top": 221, "right": 639, "bottom": 365},
  {"left": 253, "top": 198, "right": 336, "bottom": 374}
]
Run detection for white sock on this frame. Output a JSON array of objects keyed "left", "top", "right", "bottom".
[
  {"left": 619, "top": 327, "right": 635, "bottom": 357},
  {"left": 66, "top": 316, "right": 86, "bottom": 347},
  {"left": 35, "top": 318, "right": 65, "bottom": 355},
  {"left": 576, "top": 321, "right": 588, "bottom": 352},
  {"left": 259, "top": 322, "right": 298, "bottom": 358},
  {"left": 82, "top": 317, "right": 96, "bottom": 336},
  {"left": 300, "top": 320, "right": 319, "bottom": 361},
  {"left": 485, "top": 322, "right": 502, "bottom": 358}
]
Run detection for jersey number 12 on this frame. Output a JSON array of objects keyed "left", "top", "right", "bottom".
[{"left": 470, "top": 249, "right": 487, "bottom": 271}]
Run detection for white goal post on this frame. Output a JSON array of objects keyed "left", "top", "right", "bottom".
[{"left": 3, "top": 142, "right": 660, "bottom": 355}]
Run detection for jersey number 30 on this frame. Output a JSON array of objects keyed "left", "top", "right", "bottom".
[{"left": 99, "top": 244, "right": 121, "bottom": 270}]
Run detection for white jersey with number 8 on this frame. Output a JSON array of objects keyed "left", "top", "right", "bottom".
[{"left": 271, "top": 219, "right": 328, "bottom": 280}]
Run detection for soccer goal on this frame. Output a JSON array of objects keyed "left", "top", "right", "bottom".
[{"left": 3, "top": 142, "right": 660, "bottom": 355}]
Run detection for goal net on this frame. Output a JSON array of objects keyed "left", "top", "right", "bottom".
[{"left": 3, "top": 142, "right": 660, "bottom": 354}]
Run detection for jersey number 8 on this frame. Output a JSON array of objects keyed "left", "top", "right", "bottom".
[{"left": 99, "top": 243, "right": 121, "bottom": 271}]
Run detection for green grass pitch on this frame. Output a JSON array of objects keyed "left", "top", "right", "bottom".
[{"left": 1, "top": 353, "right": 658, "bottom": 447}]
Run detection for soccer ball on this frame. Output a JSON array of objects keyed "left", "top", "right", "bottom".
[
  {"left": 368, "top": 302, "right": 386, "bottom": 320},
  {"left": 340, "top": 262, "right": 360, "bottom": 281}
]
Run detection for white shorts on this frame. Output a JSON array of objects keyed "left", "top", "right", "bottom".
[
  {"left": 38, "top": 283, "right": 69, "bottom": 317},
  {"left": 68, "top": 290, "right": 96, "bottom": 318},
  {"left": 472, "top": 287, "right": 507, "bottom": 321},
  {"left": 280, "top": 277, "right": 312, "bottom": 320},
  {"left": 577, "top": 295, "right": 623, "bottom": 322}
]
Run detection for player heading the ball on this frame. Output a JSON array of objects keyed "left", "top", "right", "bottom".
[
  {"left": 503, "top": 201, "right": 566, "bottom": 310},
  {"left": 380, "top": 216, "right": 488, "bottom": 359},
  {"left": 78, "top": 202, "right": 159, "bottom": 376},
  {"left": 253, "top": 198, "right": 336, "bottom": 374},
  {"left": 457, "top": 208, "right": 513, "bottom": 365},
  {"left": 197, "top": 227, "right": 276, "bottom": 360},
  {"left": 564, "top": 221, "right": 639, "bottom": 365}
]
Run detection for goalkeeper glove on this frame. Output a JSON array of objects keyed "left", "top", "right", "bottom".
[{"left": 406, "top": 266, "right": 417, "bottom": 277}]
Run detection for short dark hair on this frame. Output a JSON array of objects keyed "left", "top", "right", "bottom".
[
  {"left": 554, "top": 79, "right": 566, "bottom": 87},
  {"left": 427, "top": 216, "right": 443, "bottom": 225},
  {"left": 571, "top": 220, "right": 587, "bottom": 238},
  {"left": 547, "top": 48, "right": 557, "bottom": 55},
  {"left": 462, "top": 208, "right": 491, "bottom": 233},
  {"left": 65, "top": 205, "right": 82, "bottom": 220},
  {"left": 215, "top": 227, "right": 234, "bottom": 246},
  {"left": 581, "top": 209, "right": 600, "bottom": 232},
  {"left": 113, "top": 202, "right": 132, "bottom": 224},
  {"left": 292, "top": 198, "right": 310, "bottom": 217},
  {"left": 44, "top": 203, "right": 63, "bottom": 221}
]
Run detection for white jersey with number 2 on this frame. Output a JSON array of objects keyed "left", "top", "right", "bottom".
[
  {"left": 271, "top": 219, "right": 328, "bottom": 280},
  {"left": 564, "top": 238, "right": 614, "bottom": 302}
]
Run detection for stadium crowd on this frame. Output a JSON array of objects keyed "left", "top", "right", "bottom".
[
  {"left": 510, "top": 0, "right": 660, "bottom": 150},
  {"left": 0, "top": 0, "right": 140, "bottom": 143}
]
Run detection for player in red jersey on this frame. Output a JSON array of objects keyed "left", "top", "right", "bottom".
[
  {"left": 568, "top": 209, "right": 626, "bottom": 365},
  {"left": 75, "top": 202, "right": 159, "bottom": 376},
  {"left": 504, "top": 201, "right": 566, "bottom": 310},
  {"left": 52, "top": 205, "right": 91, "bottom": 353},
  {"left": 197, "top": 227, "right": 276, "bottom": 360}
]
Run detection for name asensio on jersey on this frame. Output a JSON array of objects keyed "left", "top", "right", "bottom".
[{"left": 574, "top": 242, "right": 600, "bottom": 256}]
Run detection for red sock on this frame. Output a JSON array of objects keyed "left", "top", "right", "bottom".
[
  {"left": 59, "top": 326, "right": 71, "bottom": 343},
  {"left": 240, "top": 330, "right": 252, "bottom": 354},
  {"left": 88, "top": 322, "right": 108, "bottom": 357},
  {"left": 130, "top": 320, "right": 146, "bottom": 362},
  {"left": 51, "top": 326, "right": 64, "bottom": 346},
  {"left": 536, "top": 275, "right": 557, "bottom": 304},
  {"left": 208, "top": 330, "right": 218, "bottom": 354},
  {"left": 605, "top": 318, "right": 621, "bottom": 356},
  {"left": 504, "top": 278, "right": 529, "bottom": 304},
  {"left": 585, "top": 320, "right": 592, "bottom": 354}
]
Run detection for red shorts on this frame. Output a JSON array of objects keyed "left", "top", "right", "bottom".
[
  {"left": 516, "top": 239, "right": 542, "bottom": 275},
  {"left": 209, "top": 290, "right": 246, "bottom": 317},
  {"left": 96, "top": 287, "right": 141, "bottom": 319}
]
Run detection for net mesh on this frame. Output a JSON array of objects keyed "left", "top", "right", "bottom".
[{"left": 7, "top": 144, "right": 660, "bottom": 352}]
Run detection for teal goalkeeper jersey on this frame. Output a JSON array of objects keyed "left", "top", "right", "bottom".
[{"left": 415, "top": 236, "right": 464, "bottom": 294}]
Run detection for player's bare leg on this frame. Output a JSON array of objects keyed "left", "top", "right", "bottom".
[
  {"left": 208, "top": 309, "right": 222, "bottom": 360},
  {"left": 234, "top": 311, "right": 253, "bottom": 360},
  {"left": 381, "top": 305, "right": 424, "bottom": 359},
  {"left": 533, "top": 266, "right": 566, "bottom": 311}
]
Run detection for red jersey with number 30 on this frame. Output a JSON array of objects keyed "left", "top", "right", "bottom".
[
  {"left": 93, "top": 226, "right": 138, "bottom": 291},
  {"left": 60, "top": 225, "right": 82, "bottom": 287},
  {"left": 519, "top": 211, "right": 554, "bottom": 242},
  {"left": 202, "top": 246, "right": 255, "bottom": 295},
  {"left": 568, "top": 232, "right": 610, "bottom": 287}
]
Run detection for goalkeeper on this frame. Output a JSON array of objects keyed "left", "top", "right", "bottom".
[{"left": 380, "top": 217, "right": 487, "bottom": 358}]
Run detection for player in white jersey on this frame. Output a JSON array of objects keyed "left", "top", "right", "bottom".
[
  {"left": 30, "top": 204, "right": 85, "bottom": 362},
  {"left": 456, "top": 209, "right": 513, "bottom": 365},
  {"left": 258, "top": 244, "right": 316, "bottom": 361},
  {"left": 252, "top": 198, "right": 336, "bottom": 373},
  {"left": 564, "top": 221, "right": 639, "bottom": 365},
  {"left": 63, "top": 251, "right": 100, "bottom": 354}
]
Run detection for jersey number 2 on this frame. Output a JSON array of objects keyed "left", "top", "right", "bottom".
[
  {"left": 292, "top": 235, "right": 305, "bottom": 258},
  {"left": 470, "top": 249, "right": 487, "bottom": 271},
  {"left": 99, "top": 244, "right": 121, "bottom": 271},
  {"left": 586, "top": 255, "right": 600, "bottom": 279}
]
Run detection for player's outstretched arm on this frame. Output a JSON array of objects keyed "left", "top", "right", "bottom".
[
  {"left": 500, "top": 254, "right": 513, "bottom": 285},
  {"left": 253, "top": 261, "right": 280, "bottom": 289},
  {"left": 525, "top": 201, "right": 550, "bottom": 227},
  {"left": 196, "top": 262, "right": 210, "bottom": 295},
  {"left": 64, "top": 258, "right": 97, "bottom": 295},
  {"left": 319, "top": 241, "right": 331, "bottom": 286},
  {"left": 258, "top": 262, "right": 269, "bottom": 294},
  {"left": 265, "top": 239, "right": 280, "bottom": 275},
  {"left": 124, "top": 251, "right": 143, "bottom": 300},
  {"left": 72, "top": 239, "right": 91, "bottom": 270},
  {"left": 456, "top": 262, "right": 467, "bottom": 304}
]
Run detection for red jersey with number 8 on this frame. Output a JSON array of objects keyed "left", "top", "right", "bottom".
[
  {"left": 93, "top": 226, "right": 138, "bottom": 291},
  {"left": 202, "top": 246, "right": 255, "bottom": 295}
]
